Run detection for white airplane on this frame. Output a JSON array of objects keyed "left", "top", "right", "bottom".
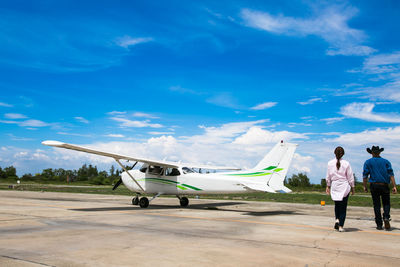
[{"left": 42, "top": 140, "right": 297, "bottom": 208}]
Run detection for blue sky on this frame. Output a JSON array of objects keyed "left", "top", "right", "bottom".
[{"left": 1, "top": 0, "right": 400, "bottom": 183}]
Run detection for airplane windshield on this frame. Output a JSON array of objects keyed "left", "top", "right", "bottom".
[{"left": 182, "top": 167, "right": 196, "bottom": 174}]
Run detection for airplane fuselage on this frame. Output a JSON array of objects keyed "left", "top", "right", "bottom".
[{"left": 121, "top": 168, "right": 251, "bottom": 195}]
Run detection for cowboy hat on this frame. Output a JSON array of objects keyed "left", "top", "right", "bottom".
[{"left": 366, "top": 146, "right": 384, "bottom": 154}]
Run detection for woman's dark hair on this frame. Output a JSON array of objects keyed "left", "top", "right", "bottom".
[{"left": 334, "top": 146, "right": 345, "bottom": 170}]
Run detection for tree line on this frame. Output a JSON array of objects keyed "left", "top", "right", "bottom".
[{"left": 0, "top": 164, "right": 122, "bottom": 185}]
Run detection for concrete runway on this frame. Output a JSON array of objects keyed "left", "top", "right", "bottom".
[{"left": 1, "top": 191, "right": 399, "bottom": 267}]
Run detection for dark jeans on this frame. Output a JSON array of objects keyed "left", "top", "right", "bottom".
[
  {"left": 370, "top": 183, "right": 390, "bottom": 226},
  {"left": 334, "top": 194, "right": 349, "bottom": 227}
]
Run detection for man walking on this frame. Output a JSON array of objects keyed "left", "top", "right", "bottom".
[{"left": 363, "top": 146, "right": 397, "bottom": 230}]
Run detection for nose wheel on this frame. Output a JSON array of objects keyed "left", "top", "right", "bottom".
[
  {"left": 132, "top": 196, "right": 139, "bottom": 205},
  {"left": 179, "top": 196, "right": 189, "bottom": 207},
  {"left": 139, "top": 197, "right": 149, "bottom": 208}
]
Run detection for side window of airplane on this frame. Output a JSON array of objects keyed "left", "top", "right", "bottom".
[
  {"left": 148, "top": 165, "right": 164, "bottom": 175},
  {"left": 140, "top": 165, "right": 148, "bottom": 173},
  {"left": 165, "top": 168, "right": 180, "bottom": 176}
]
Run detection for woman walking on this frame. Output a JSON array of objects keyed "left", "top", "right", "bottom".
[{"left": 326, "top": 146, "right": 355, "bottom": 232}]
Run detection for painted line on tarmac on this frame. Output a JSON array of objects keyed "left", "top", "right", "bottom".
[{"left": 144, "top": 212, "right": 400, "bottom": 237}]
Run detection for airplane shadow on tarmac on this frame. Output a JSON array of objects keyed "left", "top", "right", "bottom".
[{"left": 70, "top": 201, "right": 303, "bottom": 217}]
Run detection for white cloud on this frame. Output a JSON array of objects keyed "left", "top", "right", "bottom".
[
  {"left": 184, "top": 120, "right": 269, "bottom": 144},
  {"left": 297, "top": 97, "right": 324, "bottom": 105},
  {"left": 57, "top": 132, "right": 92, "bottom": 137},
  {"left": 250, "top": 102, "right": 277, "bottom": 110},
  {"left": 0, "top": 120, "right": 17, "bottom": 124},
  {"left": 0, "top": 119, "right": 49, "bottom": 127},
  {"left": 4, "top": 113, "right": 28, "bottom": 119},
  {"left": 132, "top": 112, "right": 159, "bottom": 119},
  {"left": 321, "top": 117, "right": 344, "bottom": 124},
  {"left": 287, "top": 122, "right": 312, "bottom": 128},
  {"left": 105, "top": 134, "right": 125, "bottom": 138},
  {"left": 115, "top": 36, "right": 153, "bottom": 48},
  {"left": 241, "top": 5, "right": 375, "bottom": 56},
  {"left": 290, "top": 153, "right": 313, "bottom": 173},
  {"left": 107, "top": 111, "right": 126, "bottom": 115},
  {"left": 0, "top": 102, "right": 13, "bottom": 107},
  {"left": 328, "top": 126, "right": 400, "bottom": 146},
  {"left": 206, "top": 92, "right": 241, "bottom": 109},
  {"left": 169, "top": 85, "right": 200, "bottom": 95},
  {"left": 19, "top": 119, "right": 49, "bottom": 127},
  {"left": 233, "top": 126, "right": 308, "bottom": 145},
  {"left": 74, "top": 117, "right": 89, "bottom": 124},
  {"left": 111, "top": 117, "right": 163, "bottom": 128},
  {"left": 362, "top": 51, "right": 400, "bottom": 75},
  {"left": 362, "top": 80, "right": 400, "bottom": 103},
  {"left": 7, "top": 134, "right": 34, "bottom": 141},
  {"left": 340, "top": 102, "right": 400, "bottom": 123},
  {"left": 148, "top": 132, "right": 175, "bottom": 135},
  {"left": 345, "top": 52, "right": 400, "bottom": 103}
]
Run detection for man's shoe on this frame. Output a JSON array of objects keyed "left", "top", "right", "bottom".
[
  {"left": 339, "top": 226, "right": 345, "bottom": 232},
  {"left": 376, "top": 225, "right": 383, "bottom": 230},
  {"left": 384, "top": 219, "right": 391, "bottom": 230},
  {"left": 334, "top": 219, "right": 339, "bottom": 230}
]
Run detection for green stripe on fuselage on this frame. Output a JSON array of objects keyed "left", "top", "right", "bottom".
[
  {"left": 176, "top": 185, "right": 187, "bottom": 190},
  {"left": 263, "top": 166, "right": 277, "bottom": 170},
  {"left": 181, "top": 183, "right": 202, "bottom": 191},
  {"left": 227, "top": 172, "right": 265, "bottom": 176},
  {"left": 137, "top": 178, "right": 202, "bottom": 191},
  {"left": 225, "top": 165, "right": 284, "bottom": 178}
]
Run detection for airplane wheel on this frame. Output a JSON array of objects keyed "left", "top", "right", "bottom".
[
  {"left": 139, "top": 197, "right": 149, "bottom": 208},
  {"left": 132, "top": 197, "right": 139, "bottom": 205},
  {"left": 180, "top": 197, "right": 189, "bottom": 207}
]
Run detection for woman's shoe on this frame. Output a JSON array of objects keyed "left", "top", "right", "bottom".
[
  {"left": 338, "top": 226, "right": 345, "bottom": 232},
  {"left": 334, "top": 219, "right": 339, "bottom": 230}
]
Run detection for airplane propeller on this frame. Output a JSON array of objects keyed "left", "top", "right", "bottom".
[
  {"left": 112, "top": 178, "right": 123, "bottom": 190},
  {"left": 112, "top": 161, "right": 138, "bottom": 190}
]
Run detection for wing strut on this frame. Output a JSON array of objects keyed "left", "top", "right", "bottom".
[{"left": 115, "top": 159, "right": 145, "bottom": 192}]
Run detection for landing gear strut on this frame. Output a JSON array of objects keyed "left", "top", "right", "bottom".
[
  {"left": 135, "top": 193, "right": 161, "bottom": 208},
  {"left": 177, "top": 196, "right": 189, "bottom": 207}
]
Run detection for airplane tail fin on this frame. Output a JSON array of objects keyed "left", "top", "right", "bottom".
[{"left": 247, "top": 141, "right": 297, "bottom": 193}]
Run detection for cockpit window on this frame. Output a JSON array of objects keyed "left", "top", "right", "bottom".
[
  {"left": 140, "top": 164, "right": 148, "bottom": 173},
  {"left": 148, "top": 165, "right": 164, "bottom": 175},
  {"left": 165, "top": 168, "right": 180, "bottom": 176}
]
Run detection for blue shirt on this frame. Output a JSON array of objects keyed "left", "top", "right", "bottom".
[{"left": 363, "top": 157, "right": 394, "bottom": 184}]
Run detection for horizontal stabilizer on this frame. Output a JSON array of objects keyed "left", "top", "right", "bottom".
[
  {"left": 240, "top": 182, "right": 276, "bottom": 193},
  {"left": 276, "top": 185, "right": 292, "bottom": 193}
]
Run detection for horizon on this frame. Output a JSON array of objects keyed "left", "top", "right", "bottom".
[{"left": 1, "top": 0, "right": 400, "bottom": 184}]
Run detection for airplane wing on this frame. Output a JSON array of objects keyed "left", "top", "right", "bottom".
[
  {"left": 42, "top": 140, "right": 179, "bottom": 168},
  {"left": 179, "top": 163, "right": 241, "bottom": 171},
  {"left": 42, "top": 140, "right": 241, "bottom": 170}
]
